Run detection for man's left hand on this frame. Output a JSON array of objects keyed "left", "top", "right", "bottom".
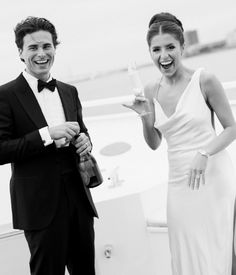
[{"left": 72, "top": 133, "right": 92, "bottom": 156}]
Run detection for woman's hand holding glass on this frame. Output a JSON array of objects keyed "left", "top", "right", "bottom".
[
  {"left": 124, "top": 61, "right": 152, "bottom": 116},
  {"left": 123, "top": 92, "right": 152, "bottom": 117}
]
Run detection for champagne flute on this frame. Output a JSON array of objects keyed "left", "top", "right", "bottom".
[
  {"left": 127, "top": 61, "right": 151, "bottom": 116},
  {"left": 128, "top": 61, "right": 144, "bottom": 95}
]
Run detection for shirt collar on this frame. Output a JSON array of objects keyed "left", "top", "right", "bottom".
[{"left": 22, "top": 70, "right": 53, "bottom": 94}]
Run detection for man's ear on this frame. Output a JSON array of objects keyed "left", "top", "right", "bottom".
[
  {"left": 181, "top": 44, "right": 185, "bottom": 55},
  {"left": 18, "top": 48, "right": 25, "bottom": 62}
]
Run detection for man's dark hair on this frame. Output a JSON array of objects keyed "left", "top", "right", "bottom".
[{"left": 14, "top": 16, "right": 60, "bottom": 49}]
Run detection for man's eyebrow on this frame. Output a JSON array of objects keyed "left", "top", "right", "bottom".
[
  {"left": 27, "top": 44, "right": 37, "bottom": 48},
  {"left": 43, "top": 42, "right": 53, "bottom": 46}
]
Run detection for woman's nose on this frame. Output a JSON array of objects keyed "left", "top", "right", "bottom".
[{"left": 160, "top": 49, "right": 168, "bottom": 59}]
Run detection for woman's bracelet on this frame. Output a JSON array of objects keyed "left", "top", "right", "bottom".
[
  {"left": 138, "top": 111, "right": 152, "bottom": 117},
  {"left": 197, "top": 149, "right": 210, "bottom": 158}
]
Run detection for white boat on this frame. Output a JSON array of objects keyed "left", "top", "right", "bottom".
[{"left": 0, "top": 59, "right": 236, "bottom": 274}]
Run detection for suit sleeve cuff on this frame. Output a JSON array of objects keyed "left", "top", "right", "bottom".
[{"left": 39, "top": 127, "right": 53, "bottom": 146}]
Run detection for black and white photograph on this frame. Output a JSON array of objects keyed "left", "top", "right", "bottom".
[{"left": 0, "top": 0, "right": 236, "bottom": 274}]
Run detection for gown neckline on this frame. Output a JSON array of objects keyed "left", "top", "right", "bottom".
[{"left": 153, "top": 69, "right": 200, "bottom": 121}]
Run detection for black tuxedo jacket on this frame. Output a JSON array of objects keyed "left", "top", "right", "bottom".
[{"left": 0, "top": 74, "right": 98, "bottom": 230}]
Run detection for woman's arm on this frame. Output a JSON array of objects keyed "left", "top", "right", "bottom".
[
  {"left": 142, "top": 83, "right": 162, "bottom": 150},
  {"left": 123, "top": 82, "right": 162, "bottom": 150},
  {"left": 188, "top": 71, "right": 236, "bottom": 190},
  {"left": 201, "top": 71, "right": 236, "bottom": 155}
]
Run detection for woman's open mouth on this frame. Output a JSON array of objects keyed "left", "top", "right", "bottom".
[{"left": 160, "top": 60, "right": 173, "bottom": 70}]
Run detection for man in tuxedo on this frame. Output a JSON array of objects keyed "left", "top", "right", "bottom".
[{"left": 0, "top": 16, "right": 98, "bottom": 275}]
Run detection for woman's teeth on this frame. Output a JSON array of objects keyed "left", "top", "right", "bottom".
[{"left": 160, "top": 60, "right": 173, "bottom": 69}]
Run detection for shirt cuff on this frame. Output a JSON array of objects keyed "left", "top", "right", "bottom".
[
  {"left": 39, "top": 127, "right": 53, "bottom": 146},
  {"left": 55, "top": 138, "right": 69, "bottom": 148}
]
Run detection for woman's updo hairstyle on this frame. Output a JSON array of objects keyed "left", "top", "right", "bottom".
[{"left": 147, "top": 12, "right": 185, "bottom": 47}]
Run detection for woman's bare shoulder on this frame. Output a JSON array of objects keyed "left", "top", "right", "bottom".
[
  {"left": 200, "top": 69, "right": 222, "bottom": 97},
  {"left": 144, "top": 80, "right": 161, "bottom": 100}
]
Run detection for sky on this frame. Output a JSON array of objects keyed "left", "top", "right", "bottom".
[{"left": 1, "top": 0, "right": 236, "bottom": 83}]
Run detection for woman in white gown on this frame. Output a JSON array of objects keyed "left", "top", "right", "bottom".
[{"left": 124, "top": 12, "right": 236, "bottom": 275}]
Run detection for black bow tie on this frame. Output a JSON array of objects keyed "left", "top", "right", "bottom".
[{"left": 38, "top": 79, "right": 57, "bottom": 92}]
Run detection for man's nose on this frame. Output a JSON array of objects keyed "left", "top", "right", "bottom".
[{"left": 37, "top": 47, "right": 46, "bottom": 57}]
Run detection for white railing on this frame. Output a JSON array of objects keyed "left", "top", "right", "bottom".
[
  {"left": 82, "top": 81, "right": 236, "bottom": 108},
  {"left": 223, "top": 81, "right": 236, "bottom": 90}
]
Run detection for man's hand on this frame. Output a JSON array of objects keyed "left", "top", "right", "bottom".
[
  {"left": 48, "top": 122, "right": 80, "bottom": 143},
  {"left": 72, "top": 133, "right": 92, "bottom": 156}
]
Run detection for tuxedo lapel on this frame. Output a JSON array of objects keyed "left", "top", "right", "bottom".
[
  {"left": 13, "top": 75, "right": 77, "bottom": 128},
  {"left": 13, "top": 74, "right": 48, "bottom": 128},
  {"left": 56, "top": 81, "right": 77, "bottom": 121}
]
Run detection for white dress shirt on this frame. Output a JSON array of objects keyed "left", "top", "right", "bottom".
[{"left": 22, "top": 71, "right": 67, "bottom": 147}]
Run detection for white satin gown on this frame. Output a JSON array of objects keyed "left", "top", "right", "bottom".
[{"left": 154, "top": 68, "right": 236, "bottom": 275}]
